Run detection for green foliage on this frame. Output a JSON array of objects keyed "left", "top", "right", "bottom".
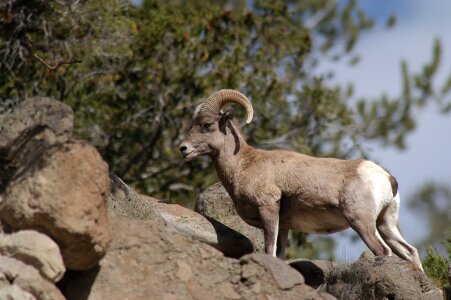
[
  {"left": 0, "top": 0, "right": 135, "bottom": 99},
  {"left": 356, "top": 38, "right": 450, "bottom": 149},
  {"left": 422, "top": 243, "right": 450, "bottom": 289},
  {"left": 386, "top": 15, "right": 397, "bottom": 28},
  {"left": 409, "top": 183, "right": 451, "bottom": 251}
]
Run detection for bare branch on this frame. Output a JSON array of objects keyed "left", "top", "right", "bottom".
[{"left": 33, "top": 52, "right": 80, "bottom": 71}]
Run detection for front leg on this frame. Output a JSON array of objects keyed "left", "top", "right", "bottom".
[{"left": 258, "top": 205, "right": 280, "bottom": 257}]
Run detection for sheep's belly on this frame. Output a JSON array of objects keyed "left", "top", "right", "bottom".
[
  {"left": 281, "top": 207, "right": 350, "bottom": 234},
  {"left": 234, "top": 202, "right": 350, "bottom": 234}
]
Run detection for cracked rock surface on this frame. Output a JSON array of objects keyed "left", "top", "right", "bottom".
[{"left": 59, "top": 215, "right": 333, "bottom": 300}]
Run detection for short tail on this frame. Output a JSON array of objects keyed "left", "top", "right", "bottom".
[{"left": 388, "top": 174, "right": 398, "bottom": 197}]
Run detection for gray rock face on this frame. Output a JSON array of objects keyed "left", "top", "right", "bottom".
[
  {"left": 0, "top": 256, "right": 65, "bottom": 300},
  {"left": 108, "top": 175, "right": 254, "bottom": 258},
  {"left": 195, "top": 182, "right": 265, "bottom": 252},
  {"left": 0, "top": 230, "right": 65, "bottom": 282},
  {"left": 325, "top": 255, "right": 442, "bottom": 300},
  {"left": 60, "top": 215, "right": 333, "bottom": 300}
]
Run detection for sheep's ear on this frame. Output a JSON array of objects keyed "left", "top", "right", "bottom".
[{"left": 219, "top": 108, "right": 235, "bottom": 132}]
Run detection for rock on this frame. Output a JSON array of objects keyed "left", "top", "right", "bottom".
[
  {"left": 0, "top": 97, "right": 73, "bottom": 148},
  {"left": 0, "top": 97, "right": 73, "bottom": 188},
  {"left": 0, "top": 141, "right": 111, "bottom": 270},
  {"left": 108, "top": 175, "right": 254, "bottom": 258},
  {"left": 0, "top": 230, "right": 65, "bottom": 282},
  {"left": 241, "top": 253, "right": 304, "bottom": 289},
  {"left": 0, "top": 97, "right": 110, "bottom": 270},
  {"left": 195, "top": 182, "right": 265, "bottom": 252},
  {"left": 288, "top": 259, "right": 338, "bottom": 288},
  {"left": 0, "top": 256, "right": 65, "bottom": 300},
  {"left": 0, "top": 284, "right": 36, "bottom": 300},
  {"left": 358, "top": 249, "right": 375, "bottom": 259},
  {"left": 325, "top": 255, "right": 442, "bottom": 300},
  {"left": 59, "top": 215, "right": 334, "bottom": 300},
  {"left": 156, "top": 202, "right": 254, "bottom": 258},
  {"left": 108, "top": 174, "right": 162, "bottom": 220}
]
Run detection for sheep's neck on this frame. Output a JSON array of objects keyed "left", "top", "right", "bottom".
[{"left": 212, "top": 128, "right": 249, "bottom": 195}]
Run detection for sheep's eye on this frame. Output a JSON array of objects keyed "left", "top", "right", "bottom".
[{"left": 202, "top": 123, "right": 212, "bottom": 131}]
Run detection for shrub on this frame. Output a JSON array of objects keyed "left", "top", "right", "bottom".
[{"left": 422, "top": 240, "right": 450, "bottom": 288}]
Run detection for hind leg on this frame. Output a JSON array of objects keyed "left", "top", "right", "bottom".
[
  {"left": 340, "top": 185, "right": 392, "bottom": 257},
  {"left": 346, "top": 215, "right": 392, "bottom": 256},
  {"left": 377, "top": 194, "right": 423, "bottom": 271}
]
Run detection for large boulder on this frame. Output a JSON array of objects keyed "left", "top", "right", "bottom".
[
  {"left": 59, "top": 215, "right": 334, "bottom": 300},
  {"left": 108, "top": 175, "right": 254, "bottom": 258},
  {"left": 0, "top": 256, "right": 65, "bottom": 300},
  {"left": 195, "top": 182, "right": 265, "bottom": 252},
  {"left": 325, "top": 255, "right": 442, "bottom": 300},
  {"left": 0, "top": 141, "right": 111, "bottom": 270},
  {"left": 0, "top": 230, "right": 65, "bottom": 282}
]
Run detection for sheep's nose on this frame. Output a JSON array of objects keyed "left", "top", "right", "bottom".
[
  {"left": 180, "top": 142, "right": 192, "bottom": 154},
  {"left": 179, "top": 145, "right": 188, "bottom": 153}
]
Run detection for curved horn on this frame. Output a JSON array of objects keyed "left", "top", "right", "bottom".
[{"left": 203, "top": 89, "right": 254, "bottom": 124}]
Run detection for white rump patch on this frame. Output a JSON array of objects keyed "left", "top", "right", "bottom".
[{"left": 358, "top": 161, "right": 394, "bottom": 215}]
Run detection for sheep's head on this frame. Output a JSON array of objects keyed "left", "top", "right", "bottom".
[{"left": 179, "top": 89, "right": 253, "bottom": 161}]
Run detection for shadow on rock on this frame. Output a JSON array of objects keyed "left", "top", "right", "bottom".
[
  {"left": 289, "top": 259, "right": 337, "bottom": 288},
  {"left": 57, "top": 267, "right": 100, "bottom": 300}
]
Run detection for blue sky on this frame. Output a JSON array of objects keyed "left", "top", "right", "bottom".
[{"left": 319, "top": 0, "right": 451, "bottom": 260}]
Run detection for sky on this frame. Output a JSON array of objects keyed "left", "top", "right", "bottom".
[{"left": 317, "top": 0, "right": 451, "bottom": 260}]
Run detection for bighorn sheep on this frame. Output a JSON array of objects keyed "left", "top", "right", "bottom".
[{"left": 180, "top": 89, "right": 423, "bottom": 270}]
